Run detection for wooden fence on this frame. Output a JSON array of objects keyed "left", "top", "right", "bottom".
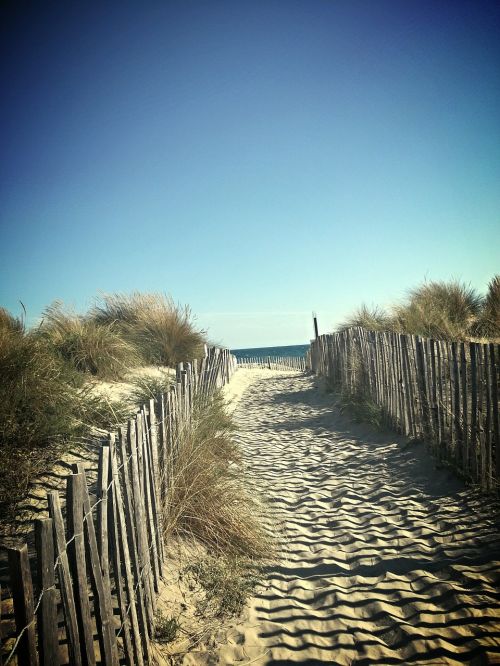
[
  {"left": 309, "top": 328, "right": 499, "bottom": 491},
  {"left": 0, "top": 347, "right": 237, "bottom": 665},
  {"left": 236, "top": 356, "right": 306, "bottom": 371}
]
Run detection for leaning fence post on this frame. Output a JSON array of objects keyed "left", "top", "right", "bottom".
[
  {"left": 34, "top": 518, "right": 59, "bottom": 666},
  {"left": 48, "top": 490, "right": 83, "bottom": 666}
]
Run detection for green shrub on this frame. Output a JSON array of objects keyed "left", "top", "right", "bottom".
[
  {"left": 128, "top": 371, "right": 173, "bottom": 408},
  {"left": 38, "top": 301, "right": 139, "bottom": 379},
  {"left": 338, "top": 390, "right": 384, "bottom": 429},
  {"left": 154, "top": 611, "right": 180, "bottom": 643},
  {"left": 185, "top": 555, "right": 261, "bottom": 618},
  {"left": 90, "top": 293, "right": 206, "bottom": 367}
]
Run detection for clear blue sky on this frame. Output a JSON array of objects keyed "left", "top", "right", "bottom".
[{"left": 1, "top": 1, "right": 499, "bottom": 348}]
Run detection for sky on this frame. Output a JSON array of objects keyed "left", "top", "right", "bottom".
[{"left": 1, "top": 0, "right": 499, "bottom": 349}]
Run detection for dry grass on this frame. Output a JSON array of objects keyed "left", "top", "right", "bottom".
[
  {"left": 38, "top": 301, "right": 140, "bottom": 379},
  {"left": 90, "top": 292, "right": 206, "bottom": 367},
  {"left": 479, "top": 275, "right": 500, "bottom": 338},
  {"left": 0, "top": 308, "right": 133, "bottom": 512},
  {"left": 393, "top": 280, "right": 484, "bottom": 340},
  {"left": 338, "top": 304, "right": 394, "bottom": 333},
  {"left": 128, "top": 370, "right": 173, "bottom": 408},
  {"left": 163, "top": 390, "right": 271, "bottom": 559},
  {"left": 338, "top": 277, "right": 500, "bottom": 341}
]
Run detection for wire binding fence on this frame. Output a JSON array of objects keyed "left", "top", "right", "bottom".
[
  {"left": 0, "top": 346, "right": 237, "bottom": 665},
  {"left": 309, "top": 327, "right": 499, "bottom": 492}
]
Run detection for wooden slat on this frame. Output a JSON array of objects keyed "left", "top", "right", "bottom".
[
  {"left": 148, "top": 399, "right": 164, "bottom": 565},
  {"left": 98, "top": 446, "right": 112, "bottom": 604},
  {"left": 120, "top": 425, "right": 149, "bottom": 665},
  {"left": 108, "top": 435, "right": 134, "bottom": 665},
  {"left": 71, "top": 463, "right": 119, "bottom": 666},
  {"left": 67, "top": 473, "right": 96, "bottom": 666},
  {"left": 490, "top": 344, "right": 500, "bottom": 483},
  {"left": 0, "top": 583, "right": 4, "bottom": 666},
  {"left": 429, "top": 339, "right": 440, "bottom": 450},
  {"left": 460, "top": 343, "right": 469, "bottom": 476},
  {"left": 129, "top": 418, "right": 155, "bottom": 635},
  {"left": 415, "top": 337, "right": 431, "bottom": 440},
  {"left": 34, "top": 518, "right": 60, "bottom": 666},
  {"left": 48, "top": 491, "right": 82, "bottom": 666},
  {"left": 451, "top": 342, "right": 462, "bottom": 466},
  {"left": 7, "top": 544, "right": 39, "bottom": 666},
  {"left": 436, "top": 340, "right": 446, "bottom": 459},
  {"left": 140, "top": 410, "right": 161, "bottom": 593},
  {"left": 483, "top": 344, "right": 492, "bottom": 490},
  {"left": 470, "top": 343, "right": 478, "bottom": 480},
  {"left": 137, "top": 413, "right": 158, "bottom": 608}
]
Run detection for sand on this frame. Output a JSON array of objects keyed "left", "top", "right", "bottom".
[{"left": 202, "top": 369, "right": 500, "bottom": 665}]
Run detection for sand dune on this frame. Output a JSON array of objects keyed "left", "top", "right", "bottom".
[{"left": 212, "top": 370, "right": 500, "bottom": 665}]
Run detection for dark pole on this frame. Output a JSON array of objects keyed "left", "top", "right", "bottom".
[{"left": 313, "top": 312, "right": 319, "bottom": 339}]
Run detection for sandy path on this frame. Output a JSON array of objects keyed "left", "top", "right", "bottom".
[{"left": 215, "top": 370, "right": 500, "bottom": 665}]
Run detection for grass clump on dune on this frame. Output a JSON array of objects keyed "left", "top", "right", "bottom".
[
  {"left": 128, "top": 370, "right": 173, "bottom": 408},
  {"left": 185, "top": 555, "right": 261, "bottom": 618},
  {"left": 479, "top": 275, "right": 500, "bottom": 338},
  {"left": 163, "top": 390, "right": 271, "bottom": 559},
  {"left": 0, "top": 307, "right": 132, "bottom": 512},
  {"left": 38, "top": 301, "right": 140, "bottom": 380},
  {"left": 90, "top": 292, "right": 206, "bottom": 367},
  {"left": 338, "top": 304, "right": 394, "bottom": 333},
  {"left": 394, "top": 280, "right": 483, "bottom": 340},
  {"left": 338, "top": 276, "right": 500, "bottom": 341}
]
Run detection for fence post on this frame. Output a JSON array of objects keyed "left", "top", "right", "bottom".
[
  {"left": 34, "top": 518, "right": 59, "bottom": 666},
  {"left": 48, "top": 491, "right": 83, "bottom": 666},
  {"left": 7, "top": 544, "right": 39, "bottom": 666},
  {"left": 67, "top": 472, "right": 96, "bottom": 666}
]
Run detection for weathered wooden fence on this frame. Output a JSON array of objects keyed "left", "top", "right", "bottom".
[
  {"left": 237, "top": 356, "right": 306, "bottom": 371},
  {"left": 310, "top": 328, "right": 499, "bottom": 491},
  {"left": 0, "top": 347, "right": 237, "bottom": 665}
]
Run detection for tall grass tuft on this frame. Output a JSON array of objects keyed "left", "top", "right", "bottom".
[
  {"left": 38, "top": 301, "right": 140, "bottom": 380},
  {"left": 128, "top": 371, "right": 173, "bottom": 408},
  {"left": 338, "top": 278, "right": 496, "bottom": 341},
  {"left": 163, "top": 390, "right": 270, "bottom": 558},
  {"left": 0, "top": 322, "right": 81, "bottom": 508},
  {"left": 90, "top": 293, "right": 206, "bottom": 367},
  {"left": 393, "top": 280, "right": 483, "bottom": 340},
  {"left": 0, "top": 308, "right": 133, "bottom": 512},
  {"left": 479, "top": 275, "right": 500, "bottom": 338},
  {"left": 338, "top": 304, "right": 394, "bottom": 333},
  {"left": 0, "top": 307, "right": 24, "bottom": 334}
]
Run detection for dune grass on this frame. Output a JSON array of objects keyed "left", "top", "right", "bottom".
[
  {"left": 90, "top": 292, "right": 206, "bottom": 367},
  {"left": 38, "top": 301, "right": 140, "bottom": 380},
  {"left": 0, "top": 318, "right": 128, "bottom": 510},
  {"left": 184, "top": 555, "right": 262, "bottom": 618},
  {"left": 0, "top": 290, "right": 205, "bottom": 513},
  {"left": 338, "top": 304, "right": 394, "bottom": 333},
  {"left": 338, "top": 276, "right": 500, "bottom": 341},
  {"left": 394, "top": 280, "right": 484, "bottom": 340},
  {"left": 479, "top": 275, "right": 500, "bottom": 338},
  {"left": 163, "top": 389, "right": 271, "bottom": 559},
  {"left": 128, "top": 370, "right": 173, "bottom": 408}
]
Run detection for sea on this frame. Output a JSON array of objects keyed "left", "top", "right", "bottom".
[{"left": 231, "top": 343, "right": 309, "bottom": 360}]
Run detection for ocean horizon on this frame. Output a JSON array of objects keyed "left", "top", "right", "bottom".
[{"left": 231, "top": 343, "right": 309, "bottom": 360}]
